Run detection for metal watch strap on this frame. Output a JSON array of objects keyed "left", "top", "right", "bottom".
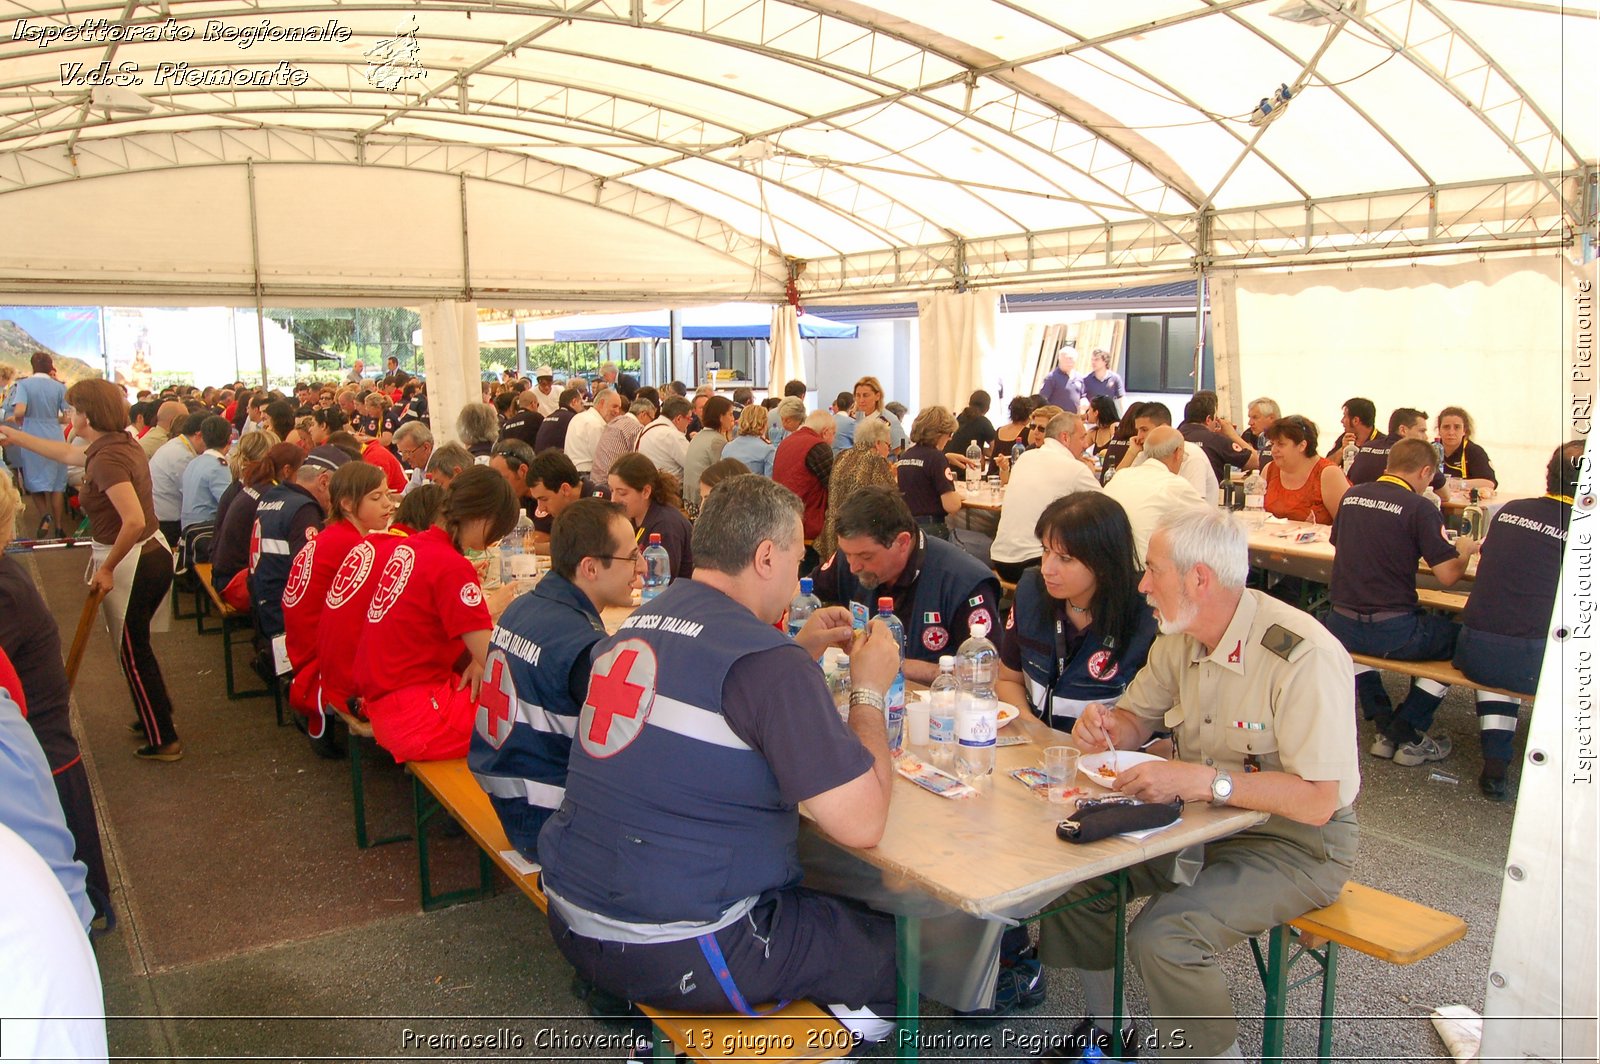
[{"left": 848, "top": 688, "right": 887, "bottom": 712}]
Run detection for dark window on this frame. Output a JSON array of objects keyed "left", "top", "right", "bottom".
[{"left": 1123, "top": 313, "right": 1213, "bottom": 393}]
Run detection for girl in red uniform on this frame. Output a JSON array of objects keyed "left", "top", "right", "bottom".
[
  {"left": 354, "top": 468, "right": 517, "bottom": 762},
  {"left": 282, "top": 462, "right": 392, "bottom": 746},
  {"left": 316, "top": 485, "right": 444, "bottom": 728}
]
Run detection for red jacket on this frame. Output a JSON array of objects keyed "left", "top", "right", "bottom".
[
  {"left": 363, "top": 440, "right": 407, "bottom": 493},
  {"left": 772, "top": 427, "right": 828, "bottom": 539}
]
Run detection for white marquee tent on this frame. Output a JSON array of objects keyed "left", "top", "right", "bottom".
[{"left": 0, "top": 1, "right": 1595, "bottom": 1057}]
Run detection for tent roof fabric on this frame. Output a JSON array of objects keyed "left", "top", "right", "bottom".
[{"left": 0, "top": 1, "right": 1593, "bottom": 304}]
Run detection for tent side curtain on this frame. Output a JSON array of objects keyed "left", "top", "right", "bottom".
[{"left": 1229, "top": 255, "right": 1573, "bottom": 497}]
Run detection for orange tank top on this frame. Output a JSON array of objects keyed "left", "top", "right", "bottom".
[{"left": 1265, "top": 456, "right": 1336, "bottom": 525}]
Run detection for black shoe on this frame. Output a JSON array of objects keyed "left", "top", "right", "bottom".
[
  {"left": 571, "top": 976, "right": 634, "bottom": 1022},
  {"left": 1480, "top": 759, "right": 1510, "bottom": 801},
  {"left": 135, "top": 741, "right": 184, "bottom": 762},
  {"left": 128, "top": 719, "right": 145, "bottom": 735},
  {"left": 1035, "top": 1017, "right": 1139, "bottom": 1063},
  {"left": 955, "top": 958, "right": 1046, "bottom": 1022}
]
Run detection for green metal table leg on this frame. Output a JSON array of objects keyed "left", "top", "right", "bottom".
[
  {"left": 1260, "top": 923, "right": 1291, "bottom": 1063},
  {"left": 412, "top": 773, "right": 495, "bottom": 911},
  {"left": 1316, "top": 942, "right": 1339, "bottom": 1063},
  {"left": 223, "top": 618, "right": 239, "bottom": 698},
  {"left": 895, "top": 914, "right": 921, "bottom": 1063},
  {"left": 351, "top": 730, "right": 371, "bottom": 848},
  {"left": 1111, "top": 869, "right": 1128, "bottom": 1060}
]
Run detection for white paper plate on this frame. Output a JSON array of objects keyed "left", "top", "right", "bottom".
[{"left": 1078, "top": 749, "right": 1164, "bottom": 786}]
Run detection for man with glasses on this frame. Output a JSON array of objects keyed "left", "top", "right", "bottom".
[
  {"left": 392, "top": 422, "right": 433, "bottom": 495},
  {"left": 470, "top": 498, "right": 642, "bottom": 862}
]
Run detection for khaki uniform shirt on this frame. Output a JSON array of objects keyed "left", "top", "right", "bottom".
[{"left": 1119, "top": 589, "right": 1361, "bottom": 811}]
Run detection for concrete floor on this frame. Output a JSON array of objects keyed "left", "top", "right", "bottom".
[{"left": 29, "top": 546, "right": 1521, "bottom": 1062}]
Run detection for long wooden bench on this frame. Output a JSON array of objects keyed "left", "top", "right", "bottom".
[
  {"left": 192, "top": 562, "right": 276, "bottom": 706},
  {"left": 1350, "top": 653, "right": 1532, "bottom": 700},
  {"left": 404, "top": 759, "right": 851, "bottom": 1062},
  {"left": 1255, "top": 881, "right": 1467, "bottom": 1063}
]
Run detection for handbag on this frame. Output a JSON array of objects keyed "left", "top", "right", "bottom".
[{"left": 1055, "top": 797, "right": 1183, "bottom": 844}]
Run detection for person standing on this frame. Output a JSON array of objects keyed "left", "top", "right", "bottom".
[
  {"left": 1, "top": 379, "right": 183, "bottom": 761},
  {"left": 470, "top": 499, "right": 641, "bottom": 860},
  {"left": 8, "top": 352, "right": 70, "bottom": 538},
  {"left": 851, "top": 376, "right": 905, "bottom": 452},
  {"left": 1079, "top": 349, "right": 1124, "bottom": 404},
  {"left": 1039, "top": 508, "right": 1358, "bottom": 1062},
  {"left": 1039, "top": 344, "right": 1085, "bottom": 413},
  {"left": 1325, "top": 438, "right": 1478, "bottom": 767},
  {"left": 1452, "top": 441, "right": 1578, "bottom": 799}
]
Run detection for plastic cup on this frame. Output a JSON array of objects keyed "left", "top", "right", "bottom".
[
  {"left": 905, "top": 700, "right": 931, "bottom": 748},
  {"left": 1044, "top": 745, "right": 1081, "bottom": 803}
]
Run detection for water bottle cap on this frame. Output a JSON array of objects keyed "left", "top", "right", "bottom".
[
  {"left": 877, "top": 596, "right": 894, "bottom": 612},
  {"left": 799, "top": 578, "right": 813, "bottom": 594},
  {"left": 649, "top": 533, "right": 663, "bottom": 544},
  {"left": 939, "top": 655, "right": 955, "bottom": 670}
]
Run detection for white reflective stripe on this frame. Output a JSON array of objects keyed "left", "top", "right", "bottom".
[
  {"left": 518, "top": 697, "right": 578, "bottom": 738},
  {"left": 258, "top": 538, "right": 293, "bottom": 555},
  {"left": 1414, "top": 678, "right": 1450, "bottom": 697},
  {"left": 1475, "top": 691, "right": 1525, "bottom": 707},
  {"left": 1026, "top": 676, "right": 1049, "bottom": 711},
  {"left": 472, "top": 772, "right": 565, "bottom": 810},
  {"left": 1478, "top": 714, "right": 1520, "bottom": 733},
  {"left": 1050, "top": 695, "right": 1094, "bottom": 722},
  {"left": 646, "top": 694, "right": 751, "bottom": 750},
  {"left": 545, "top": 884, "right": 758, "bottom": 945}
]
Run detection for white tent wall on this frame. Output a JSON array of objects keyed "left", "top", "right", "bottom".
[
  {"left": 811, "top": 319, "right": 915, "bottom": 412},
  {"left": 417, "top": 299, "right": 480, "bottom": 449},
  {"left": 1227, "top": 256, "right": 1575, "bottom": 496}
]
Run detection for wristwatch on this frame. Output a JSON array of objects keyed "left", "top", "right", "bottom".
[{"left": 1210, "top": 768, "right": 1235, "bottom": 807}]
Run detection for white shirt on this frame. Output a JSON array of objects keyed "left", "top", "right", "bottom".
[
  {"left": 533, "top": 385, "right": 560, "bottom": 417},
  {"left": 148, "top": 435, "right": 198, "bottom": 522},
  {"left": 564, "top": 408, "right": 607, "bottom": 474},
  {"left": 1103, "top": 460, "right": 1208, "bottom": 565},
  {"left": 1133, "top": 441, "right": 1219, "bottom": 503},
  {"left": 635, "top": 417, "right": 689, "bottom": 479},
  {"left": 0, "top": 822, "right": 108, "bottom": 1064},
  {"left": 991, "top": 439, "right": 1103, "bottom": 564}
]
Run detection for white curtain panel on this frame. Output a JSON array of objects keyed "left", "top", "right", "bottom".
[
  {"left": 418, "top": 299, "right": 482, "bottom": 448},
  {"left": 1207, "top": 271, "right": 1245, "bottom": 424},
  {"left": 918, "top": 289, "right": 997, "bottom": 413},
  {"left": 1231, "top": 255, "right": 1572, "bottom": 496},
  {"left": 768, "top": 304, "right": 806, "bottom": 393}
]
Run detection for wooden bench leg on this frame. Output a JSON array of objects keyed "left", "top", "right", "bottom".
[
  {"left": 348, "top": 729, "right": 410, "bottom": 850},
  {"left": 411, "top": 772, "right": 494, "bottom": 911}
]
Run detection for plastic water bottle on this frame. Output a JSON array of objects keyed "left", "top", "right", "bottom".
[
  {"left": 927, "top": 655, "right": 960, "bottom": 770},
  {"left": 641, "top": 533, "right": 671, "bottom": 603},
  {"left": 1341, "top": 438, "right": 1358, "bottom": 473},
  {"left": 497, "top": 532, "right": 520, "bottom": 587},
  {"left": 832, "top": 655, "right": 851, "bottom": 723},
  {"left": 955, "top": 614, "right": 999, "bottom": 782},
  {"left": 965, "top": 440, "right": 982, "bottom": 487},
  {"left": 787, "top": 577, "right": 821, "bottom": 638},
  {"left": 1242, "top": 469, "right": 1266, "bottom": 512},
  {"left": 1012, "top": 439, "right": 1026, "bottom": 464},
  {"left": 876, "top": 597, "right": 907, "bottom": 757},
  {"left": 1432, "top": 439, "right": 1446, "bottom": 468}
]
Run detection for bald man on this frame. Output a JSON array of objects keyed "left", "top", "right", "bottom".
[
  {"left": 140, "top": 401, "right": 189, "bottom": 460},
  {"left": 1103, "top": 425, "right": 1207, "bottom": 565}
]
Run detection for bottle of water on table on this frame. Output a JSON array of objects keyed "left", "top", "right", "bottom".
[
  {"left": 876, "top": 597, "right": 906, "bottom": 757},
  {"left": 955, "top": 614, "right": 999, "bottom": 783},
  {"left": 965, "top": 440, "right": 982, "bottom": 488},
  {"left": 788, "top": 577, "right": 821, "bottom": 638},
  {"left": 927, "top": 655, "right": 959, "bottom": 770},
  {"left": 641, "top": 533, "right": 671, "bottom": 603}
]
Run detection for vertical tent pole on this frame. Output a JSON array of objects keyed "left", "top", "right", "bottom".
[{"left": 246, "top": 160, "right": 269, "bottom": 387}]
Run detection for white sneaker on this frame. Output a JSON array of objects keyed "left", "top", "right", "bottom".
[
  {"left": 1369, "top": 735, "right": 1396, "bottom": 759},
  {"left": 1394, "top": 733, "right": 1452, "bottom": 767}
]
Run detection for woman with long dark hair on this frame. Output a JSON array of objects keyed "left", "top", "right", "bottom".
[
  {"left": 1097, "top": 400, "right": 1146, "bottom": 484},
  {"left": 1084, "top": 395, "right": 1121, "bottom": 457},
  {"left": 353, "top": 466, "right": 518, "bottom": 762},
  {"left": 608, "top": 452, "right": 693, "bottom": 578},
  {"left": 996, "top": 491, "right": 1159, "bottom": 731},
  {"left": 1, "top": 379, "right": 184, "bottom": 760}
]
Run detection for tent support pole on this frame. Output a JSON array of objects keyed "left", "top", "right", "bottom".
[
  {"left": 1193, "top": 209, "right": 1212, "bottom": 395},
  {"left": 246, "top": 159, "right": 268, "bottom": 386}
]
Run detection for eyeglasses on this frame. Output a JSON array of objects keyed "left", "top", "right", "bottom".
[{"left": 598, "top": 551, "right": 642, "bottom": 566}]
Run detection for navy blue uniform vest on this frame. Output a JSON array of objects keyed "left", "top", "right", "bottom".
[
  {"left": 250, "top": 483, "right": 319, "bottom": 639},
  {"left": 539, "top": 579, "right": 796, "bottom": 925},
  {"left": 1011, "top": 570, "right": 1159, "bottom": 728},
  {"left": 827, "top": 534, "right": 998, "bottom": 663},
  {"left": 469, "top": 573, "right": 607, "bottom": 860}
]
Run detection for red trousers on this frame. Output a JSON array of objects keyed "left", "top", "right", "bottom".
[{"left": 363, "top": 678, "right": 475, "bottom": 763}]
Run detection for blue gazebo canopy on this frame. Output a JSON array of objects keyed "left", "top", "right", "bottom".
[{"left": 554, "top": 313, "right": 857, "bottom": 342}]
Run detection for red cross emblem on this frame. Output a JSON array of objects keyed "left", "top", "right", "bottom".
[
  {"left": 579, "top": 639, "right": 656, "bottom": 758},
  {"left": 283, "top": 540, "right": 316, "bottom": 607},
  {"left": 475, "top": 649, "right": 516, "bottom": 750}
]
